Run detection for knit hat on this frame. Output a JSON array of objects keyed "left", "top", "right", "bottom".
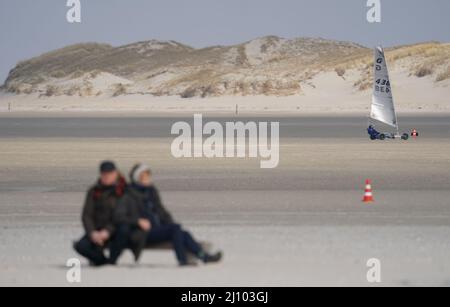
[
  {"left": 99, "top": 161, "right": 117, "bottom": 173},
  {"left": 130, "top": 164, "right": 152, "bottom": 183}
]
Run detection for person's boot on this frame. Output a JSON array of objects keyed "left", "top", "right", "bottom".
[
  {"left": 73, "top": 241, "right": 109, "bottom": 267},
  {"left": 201, "top": 251, "right": 223, "bottom": 264}
]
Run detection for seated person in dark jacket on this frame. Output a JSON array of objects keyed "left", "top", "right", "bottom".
[
  {"left": 73, "top": 161, "right": 127, "bottom": 266},
  {"left": 367, "top": 125, "right": 380, "bottom": 138},
  {"left": 115, "top": 163, "right": 223, "bottom": 266}
]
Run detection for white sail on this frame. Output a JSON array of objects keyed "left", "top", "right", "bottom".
[{"left": 370, "top": 46, "right": 398, "bottom": 129}]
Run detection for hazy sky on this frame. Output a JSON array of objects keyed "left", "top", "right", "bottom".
[{"left": 1, "top": 0, "right": 449, "bottom": 83}]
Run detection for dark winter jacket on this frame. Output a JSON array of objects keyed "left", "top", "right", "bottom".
[
  {"left": 81, "top": 175, "right": 127, "bottom": 235},
  {"left": 368, "top": 125, "right": 380, "bottom": 137},
  {"left": 122, "top": 184, "right": 174, "bottom": 227},
  {"left": 114, "top": 188, "right": 147, "bottom": 227}
]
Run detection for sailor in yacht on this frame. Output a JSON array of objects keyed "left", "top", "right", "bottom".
[{"left": 367, "top": 125, "right": 380, "bottom": 139}]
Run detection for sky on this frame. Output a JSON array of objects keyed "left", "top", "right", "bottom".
[{"left": 1, "top": 0, "right": 449, "bottom": 83}]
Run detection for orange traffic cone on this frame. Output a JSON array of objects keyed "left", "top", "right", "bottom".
[{"left": 363, "top": 179, "right": 374, "bottom": 203}]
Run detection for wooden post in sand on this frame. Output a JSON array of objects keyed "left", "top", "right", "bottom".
[
  {"left": 235, "top": 104, "right": 238, "bottom": 116},
  {"left": 8, "top": 102, "right": 11, "bottom": 112}
]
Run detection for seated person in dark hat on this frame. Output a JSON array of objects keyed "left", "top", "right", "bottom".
[{"left": 73, "top": 161, "right": 127, "bottom": 266}]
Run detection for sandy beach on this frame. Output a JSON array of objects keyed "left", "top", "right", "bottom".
[{"left": 0, "top": 115, "right": 449, "bottom": 286}]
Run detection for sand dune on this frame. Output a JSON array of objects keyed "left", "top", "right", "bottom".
[
  {"left": 1, "top": 37, "right": 449, "bottom": 102},
  {"left": 1, "top": 69, "right": 448, "bottom": 114}
]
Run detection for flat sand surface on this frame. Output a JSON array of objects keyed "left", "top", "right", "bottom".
[{"left": 0, "top": 115, "right": 449, "bottom": 286}]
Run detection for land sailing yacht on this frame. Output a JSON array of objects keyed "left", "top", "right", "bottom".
[{"left": 368, "top": 46, "right": 409, "bottom": 141}]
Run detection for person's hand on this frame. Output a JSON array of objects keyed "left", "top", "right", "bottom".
[
  {"left": 90, "top": 230, "right": 110, "bottom": 246},
  {"left": 98, "top": 229, "right": 110, "bottom": 243},
  {"left": 138, "top": 218, "right": 151, "bottom": 232},
  {"left": 90, "top": 231, "right": 103, "bottom": 246}
]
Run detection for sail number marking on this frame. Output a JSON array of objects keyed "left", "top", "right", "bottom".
[{"left": 375, "top": 79, "right": 391, "bottom": 93}]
